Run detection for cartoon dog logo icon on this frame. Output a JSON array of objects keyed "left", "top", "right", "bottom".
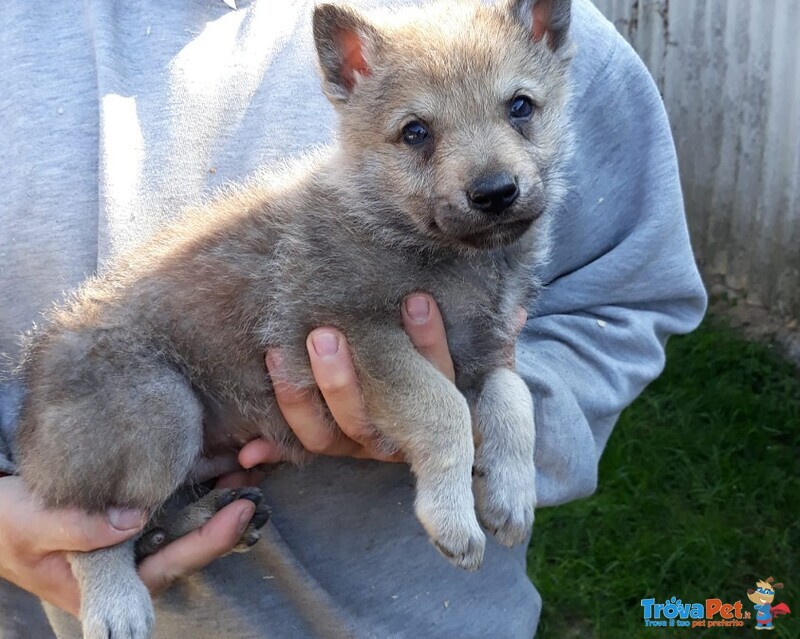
[{"left": 747, "top": 577, "right": 791, "bottom": 630}]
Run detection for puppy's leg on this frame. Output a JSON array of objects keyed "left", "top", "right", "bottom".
[
  {"left": 64, "top": 364, "right": 203, "bottom": 639},
  {"left": 353, "top": 330, "right": 485, "bottom": 570},
  {"left": 472, "top": 367, "right": 536, "bottom": 547},
  {"left": 69, "top": 541, "right": 152, "bottom": 639}
]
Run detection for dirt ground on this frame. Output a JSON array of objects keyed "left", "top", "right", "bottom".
[{"left": 705, "top": 273, "right": 800, "bottom": 368}]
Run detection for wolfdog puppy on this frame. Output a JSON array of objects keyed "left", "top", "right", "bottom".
[{"left": 15, "top": 0, "right": 573, "bottom": 636}]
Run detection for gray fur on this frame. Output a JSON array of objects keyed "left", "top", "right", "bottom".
[{"left": 15, "top": 0, "right": 573, "bottom": 636}]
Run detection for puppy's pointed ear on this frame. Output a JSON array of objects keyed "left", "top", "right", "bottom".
[
  {"left": 313, "top": 3, "right": 382, "bottom": 104},
  {"left": 509, "top": 0, "right": 571, "bottom": 51}
]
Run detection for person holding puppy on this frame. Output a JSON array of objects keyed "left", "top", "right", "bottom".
[{"left": 0, "top": 0, "right": 706, "bottom": 637}]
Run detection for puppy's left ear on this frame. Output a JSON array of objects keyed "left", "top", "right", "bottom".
[
  {"left": 313, "top": 3, "right": 383, "bottom": 104},
  {"left": 509, "top": 0, "right": 571, "bottom": 51}
]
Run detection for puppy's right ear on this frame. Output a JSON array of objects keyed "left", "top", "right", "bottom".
[{"left": 313, "top": 3, "right": 382, "bottom": 104}]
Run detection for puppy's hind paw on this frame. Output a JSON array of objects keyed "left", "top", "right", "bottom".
[
  {"left": 137, "top": 486, "right": 272, "bottom": 559},
  {"left": 224, "top": 487, "right": 271, "bottom": 553}
]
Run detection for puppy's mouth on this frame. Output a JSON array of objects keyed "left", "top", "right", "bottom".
[
  {"left": 429, "top": 195, "right": 545, "bottom": 249},
  {"left": 456, "top": 218, "right": 535, "bottom": 248}
]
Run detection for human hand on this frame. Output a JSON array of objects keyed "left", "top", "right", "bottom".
[
  {"left": 240, "top": 293, "right": 455, "bottom": 467},
  {"left": 242, "top": 295, "right": 527, "bottom": 468},
  {"left": 0, "top": 475, "right": 258, "bottom": 617}
]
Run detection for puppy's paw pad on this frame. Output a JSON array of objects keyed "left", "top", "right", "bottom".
[
  {"left": 212, "top": 486, "right": 263, "bottom": 511},
  {"left": 209, "top": 487, "right": 271, "bottom": 553},
  {"left": 250, "top": 500, "right": 271, "bottom": 530}
]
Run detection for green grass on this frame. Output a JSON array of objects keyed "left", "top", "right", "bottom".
[{"left": 526, "top": 317, "right": 800, "bottom": 638}]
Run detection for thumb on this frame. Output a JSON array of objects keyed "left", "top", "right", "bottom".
[
  {"left": 2, "top": 477, "right": 146, "bottom": 553},
  {"left": 36, "top": 506, "right": 147, "bottom": 553}
]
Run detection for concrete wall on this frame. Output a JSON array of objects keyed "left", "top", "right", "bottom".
[{"left": 592, "top": 0, "right": 800, "bottom": 318}]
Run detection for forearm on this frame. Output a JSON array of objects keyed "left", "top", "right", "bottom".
[{"left": 518, "top": 22, "right": 707, "bottom": 507}]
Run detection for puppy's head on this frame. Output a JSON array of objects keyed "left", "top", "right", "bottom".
[{"left": 314, "top": 0, "right": 573, "bottom": 250}]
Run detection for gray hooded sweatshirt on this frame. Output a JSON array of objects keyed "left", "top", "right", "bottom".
[{"left": 0, "top": 0, "right": 706, "bottom": 637}]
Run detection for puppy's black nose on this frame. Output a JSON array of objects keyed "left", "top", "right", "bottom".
[{"left": 468, "top": 173, "right": 519, "bottom": 214}]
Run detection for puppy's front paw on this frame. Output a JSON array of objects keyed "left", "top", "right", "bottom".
[
  {"left": 82, "top": 577, "right": 154, "bottom": 639},
  {"left": 472, "top": 368, "right": 537, "bottom": 547},
  {"left": 473, "top": 458, "right": 536, "bottom": 547},
  {"left": 416, "top": 497, "right": 486, "bottom": 571}
]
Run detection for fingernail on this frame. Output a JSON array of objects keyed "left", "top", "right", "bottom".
[
  {"left": 108, "top": 508, "right": 147, "bottom": 531},
  {"left": 237, "top": 503, "right": 255, "bottom": 534},
  {"left": 405, "top": 295, "right": 430, "bottom": 323},
  {"left": 311, "top": 331, "right": 339, "bottom": 357}
]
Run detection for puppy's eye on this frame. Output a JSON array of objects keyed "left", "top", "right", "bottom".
[
  {"left": 402, "top": 121, "right": 429, "bottom": 145},
  {"left": 509, "top": 96, "right": 534, "bottom": 120}
]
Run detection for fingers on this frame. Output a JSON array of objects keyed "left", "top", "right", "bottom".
[
  {"left": 266, "top": 295, "right": 457, "bottom": 463},
  {"left": 32, "top": 555, "right": 83, "bottom": 617},
  {"left": 306, "top": 330, "right": 376, "bottom": 447},
  {"left": 53, "top": 507, "right": 147, "bottom": 553},
  {"left": 237, "top": 439, "right": 284, "bottom": 470},
  {"left": 138, "top": 500, "right": 255, "bottom": 595},
  {"left": 402, "top": 294, "right": 456, "bottom": 383},
  {"left": 267, "top": 347, "right": 363, "bottom": 458},
  {"left": 0, "top": 477, "right": 146, "bottom": 554}
]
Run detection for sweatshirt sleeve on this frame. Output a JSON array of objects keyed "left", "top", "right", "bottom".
[
  {"left": 521, "top": 19, "right": 707, "bottom": 507},
  {"left": 0, "top": 381, "right": 21, "bottom": 474}
]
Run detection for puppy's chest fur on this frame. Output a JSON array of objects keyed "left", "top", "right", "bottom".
[{"left": 82, "top": 172, "right": 541, "bottom": 458}]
